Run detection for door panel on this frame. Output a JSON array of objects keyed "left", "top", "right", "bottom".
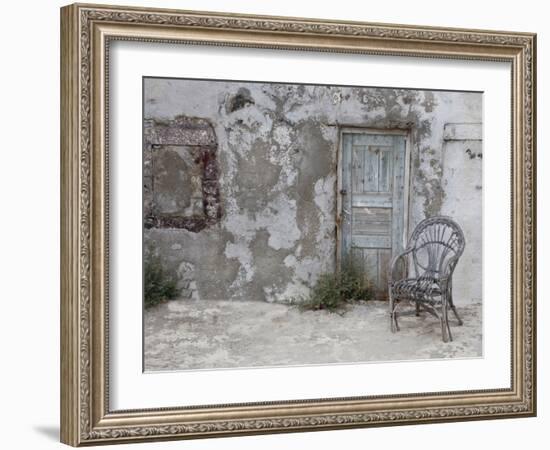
[
  {"left": 351, "top": 193, "right": 392, "bottom": 208},
  {"left": 352, "top": 235, "right": 392, "bottom": 248},
  {"left": 378, "top": 148, "right": 393, "bottom": 192},
  {"left": 352, "top": 207, "right": 391, "bottom": 236},
  {"left": 363, "top": 249, "right": 378, "bottom": 284},
  {"left": 352, "top": 146, "right": 365, "bottom": 192},
  {"left": 340, "top": 132, "right": 407, "bottom": 300}
]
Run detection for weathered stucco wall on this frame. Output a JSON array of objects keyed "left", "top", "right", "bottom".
[{"left": 143, "top": 78, "right": 482, "bottom": 304}]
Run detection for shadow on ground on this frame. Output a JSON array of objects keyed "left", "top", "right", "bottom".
[{"left": 33, "top": 425, "right": 59, "bottom": 441}]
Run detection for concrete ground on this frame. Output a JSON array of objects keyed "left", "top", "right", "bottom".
[{"left": 144, "top": 299, "right": 482, "bottom": 371}]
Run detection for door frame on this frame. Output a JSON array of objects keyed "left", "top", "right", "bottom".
[{"left": 336, "top": 127, "right": 412, "bottom": 271}]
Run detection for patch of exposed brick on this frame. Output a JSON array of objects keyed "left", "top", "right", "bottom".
[
  {"left": 144, "top": 215, "right": 208, "bottom": 233},
  {"left": 144, "top": 116, "right": 217, "bottom": 146}
]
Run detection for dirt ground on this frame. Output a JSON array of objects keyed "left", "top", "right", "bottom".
[{"left": 144, "top": 298, "right": 482, "bottom": 372}]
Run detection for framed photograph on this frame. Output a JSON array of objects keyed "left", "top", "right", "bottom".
[{"left": 60, "top": 3, "right": 536, "bottom": 446}]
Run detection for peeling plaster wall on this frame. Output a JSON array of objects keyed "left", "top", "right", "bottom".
[{"left": 144, "top": 78, "right": 482, "bottom": 304}]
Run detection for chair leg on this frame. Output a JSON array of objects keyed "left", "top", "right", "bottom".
[
  {"left": 448, "top": 291, "right": 463, "bottom": 326},
  {"left": 389, "top": 294, "right": 399, "bottom": 333},
  {"left": 439, "top": 318, "right": 451, "bottom": 342},
  {"left": 442, "top": 302, "right": 453, "bottom": 342},
  {"left": 390, "top": 309, "right": 399, "bottom": 333},
  {"left": 446, "top": 319, "right": 453, "bottom": 342},
  {"left": 451, "top": 305, "right": 463, "bottom": 326},
  {"left": 415, "top": 301, "right": 420, "bottom": 317}
]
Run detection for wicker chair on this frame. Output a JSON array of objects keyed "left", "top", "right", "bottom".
[{"left": 388, "top": 216, "right": 466, "bottom": 342}]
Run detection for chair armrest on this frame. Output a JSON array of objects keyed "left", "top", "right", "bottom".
[
  {"left": 441, "top": 255, "right": 459, "bottom": 277},
  {"left": 388, "top": 247, "right": 414, "bottom": 284}
]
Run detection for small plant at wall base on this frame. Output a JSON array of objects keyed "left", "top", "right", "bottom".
[
  {"left": 300, "top": 258, "right": 374, "bottom": 311},
  {"left": 144, "top": 252, "right": 181, "bottom": 308}
]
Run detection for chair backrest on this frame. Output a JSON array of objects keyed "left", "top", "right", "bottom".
[{"left": 408, "top": 216, "right": 465, "bottom": 279}]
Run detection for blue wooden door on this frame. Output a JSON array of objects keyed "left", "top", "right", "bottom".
[{"left": 340, "top": 132, "right": 407, "bottom": 299}]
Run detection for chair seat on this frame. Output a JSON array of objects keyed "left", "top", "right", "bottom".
[{"left": 392, "top": 276, "right": 442, "bottom": 303}]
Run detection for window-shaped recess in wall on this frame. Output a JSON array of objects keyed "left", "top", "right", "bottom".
[{"left": 143, "top": 116, "right": 222, "bottom": 232}]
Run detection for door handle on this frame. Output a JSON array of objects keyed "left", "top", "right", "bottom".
[{"left": 340, "top": 189, "right": 347, "bottom": 195}]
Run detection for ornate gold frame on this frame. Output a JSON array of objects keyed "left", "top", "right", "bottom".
[{"left": 60, "top": 3, "right": 536, "bottom": 446}]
